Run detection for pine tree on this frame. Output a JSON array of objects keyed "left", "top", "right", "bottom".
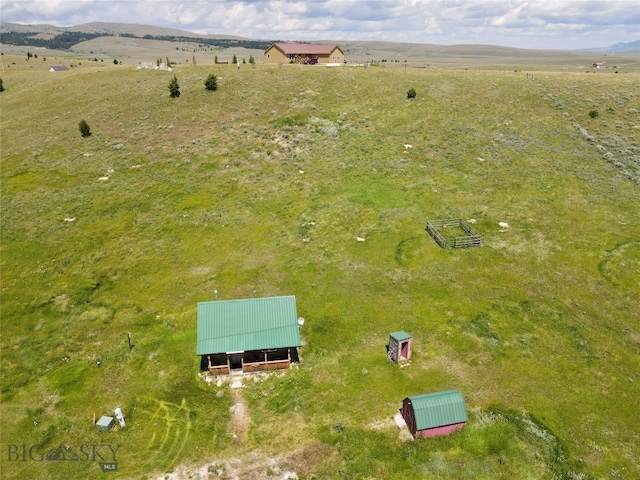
[
  {"left": 204, "top": 73, "right": 218, "bottom": 91},
  {"left": 168, "top": 75, "right": 180, "bottom": 98},
  {"left": 79, "top": 119, "right": 91, "bottom": 137},
  {"left": 0, "top": 78, "right": 4, "bottom": 93}
]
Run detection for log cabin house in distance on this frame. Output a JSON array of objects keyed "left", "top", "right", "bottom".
[
  {"left": 197, "top": 295, "right": 302, "bottom": 374},
  {"left": 263, "top": 42, "right": 345, "bottom": 65}
]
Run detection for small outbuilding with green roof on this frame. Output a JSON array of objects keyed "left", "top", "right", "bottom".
[
  {"left": 197, "top": 295, "right": 302, "bottom": 374},
  {"left": 401, "top": 390, "right": 468, "bottom": 438},
  {"left": 388, "top": 331, "right": 412, "bottom": 362}
]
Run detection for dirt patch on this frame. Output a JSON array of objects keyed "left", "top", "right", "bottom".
[
  {"left": 154, "top": 440, "right": 334, "bottom": 479},
  {"left": 158, "top": 452, "right": 299, "bottom": 480},
  {"left": 284, "top": 442, "right": 337, "bottom": 477},
  {"left": 53, "top": 294, "right": 70, "bottom": 311},
  {"left": 229, "top": 387, "right": 249, "bottom": 442},
  {"left": 155, "top": 443, "right": 336, "bottom": 480}
]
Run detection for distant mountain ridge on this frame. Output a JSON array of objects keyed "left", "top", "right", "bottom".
[
  {"left": 0, "top": 21, "right": 273, "bottom": 52},
  {"left": 0, "top": 21, "right": 251, "bottom": 40},
  {"left": 2, "top": 21, "right": 638, "bottom": 53},
  {"left": 581, "top": 40, "right": 640, "bottom": 53}
]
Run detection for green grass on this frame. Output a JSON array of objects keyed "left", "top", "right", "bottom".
[{"left": 1, "top": 59, "right": 639, "bottom": 479}]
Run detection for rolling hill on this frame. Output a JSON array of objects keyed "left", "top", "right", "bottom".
[
  {"left": 2, "top": 21, "right": 638, "bottom": 69},
  {"left": 1, "top": 21, "right": 639, "bottom": 480}
]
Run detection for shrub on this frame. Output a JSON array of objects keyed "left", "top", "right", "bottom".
[
  {"left": 204, "top": 73, "right": 218, "bottom": 92},
  {"left": 0, "top": 78, "right": 4, "bottom": 92},
  {"left": 168, "top": 75, "right": 180, "bottom": 98},
  {"left": 588, "top": 109, "right": 599, "bottom": 118},
  {"left": 79, "top": 119, "right": 91, "bottom": 137},
  {"left": 407, "top": 88, "right": 416, "bottom": 99}
]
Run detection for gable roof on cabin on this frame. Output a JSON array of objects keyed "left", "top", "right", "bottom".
[
  {"left": 267, "top": 42, "right": 344, "bottom": 56},
  {"left": 196, "top": 296, "right": 302, "bottom": 355},
  {"left": 405, "top": 390, "right": 468, "bottom": 430},
  {"left": 49, "top": 65, "right": 69, "bottom": 71}
]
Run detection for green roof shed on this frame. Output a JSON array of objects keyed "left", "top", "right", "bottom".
[
  {"left": 389, "top": 331, "right": 412, "bottom": 362},
  {"left": 401, "top": 390, "right": 468, "bottom": 437}
]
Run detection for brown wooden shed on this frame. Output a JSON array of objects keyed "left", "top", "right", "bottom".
[{"left": 388, "top": 331, "right": 412, "bottom": 362}]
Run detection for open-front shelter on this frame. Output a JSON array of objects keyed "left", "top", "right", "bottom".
[{"left": 197, "top": 295, "right": 302, "bottom": 374}]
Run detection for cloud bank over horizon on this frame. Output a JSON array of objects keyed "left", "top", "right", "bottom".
[{"left": 1, "top": 0, "right": 638, "bottom": 50}]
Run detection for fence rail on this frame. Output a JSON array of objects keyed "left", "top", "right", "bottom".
[
  {"left": 243, "top": 359, "right": 291, "bottom": 373},
  {"left": 426, "top": 218, "right": 482, "bottom": 249}
]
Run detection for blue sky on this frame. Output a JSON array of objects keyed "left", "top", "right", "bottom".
[{"left": 1, "top": 0, "right": 638, "bottom": 50}]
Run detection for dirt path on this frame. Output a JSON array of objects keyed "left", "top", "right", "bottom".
[{"left": 229, "top": 383, "right": 249, "bottom": 442}]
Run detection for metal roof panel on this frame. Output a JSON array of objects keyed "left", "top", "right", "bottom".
[
  {"left": 272, "top": 42, "right": 342, "bottom": 55},
  {"left": 390, "top": 331, "right": 412, "bottom": 341},
  {"left": 196, "top": 296, "right": 302, "bottom": 355},
  {"left": 406, "top": 390, "right": 467, "bottom": 430}
]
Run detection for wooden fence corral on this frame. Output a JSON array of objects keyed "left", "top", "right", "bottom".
[
  {"left": 426, "top": 221, "right": 447, "bottom": 248},
  {"left": 426, "top": 218, "right": 481, "bottom": 249}
]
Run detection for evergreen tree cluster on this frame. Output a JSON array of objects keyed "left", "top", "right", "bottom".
[
  {"left": 168, "top": 73, "right": 221, "bottom": 97},
  {"left": 0, "top": 29, "right": 271, "bottom": 52}
]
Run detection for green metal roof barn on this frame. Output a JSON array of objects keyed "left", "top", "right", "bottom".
[
  {"left": 401, "top": 390, "right": 468, "bottom": 438},
  {"left": 197, "top": 295, "right": 302, "bottom": 374}
]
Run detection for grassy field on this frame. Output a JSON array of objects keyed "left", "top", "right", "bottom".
[{"left": 1, "top": 52, "right": 639, "bottom": 480}]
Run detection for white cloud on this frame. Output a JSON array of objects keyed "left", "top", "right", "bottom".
[{"left": 1, "top": 0, "right": 638, "bottom": 49}]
